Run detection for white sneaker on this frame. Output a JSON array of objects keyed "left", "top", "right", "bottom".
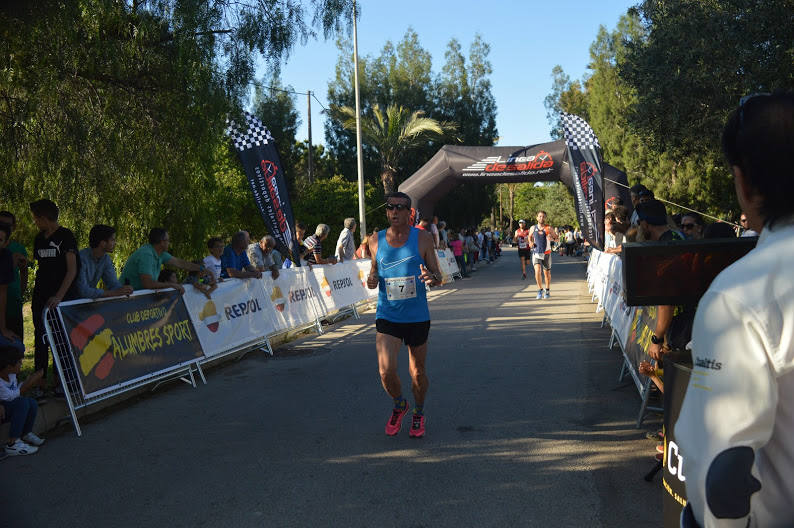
[
  {"left": 5, "top": 439, "right": 38, "bottom": 456},
  {"left": 536, "top": 290, "right": 543, "bottom": 300},
  {"left": 23, "top": 432, "right": 45, "bottom": 447}
]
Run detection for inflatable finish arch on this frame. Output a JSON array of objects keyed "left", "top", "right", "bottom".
[{"left": 398, "top": 139, "right": 631, "bottom": 249}]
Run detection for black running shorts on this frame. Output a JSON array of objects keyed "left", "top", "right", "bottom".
[
  {"left": 376, "top": 319, "right": 431, "bottom": 347},
  {"left": 518, "top": 248, "right": 531, "bottom": 259}
]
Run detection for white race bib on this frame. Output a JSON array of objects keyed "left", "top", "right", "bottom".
[
  {"left": 518, "top": 237, "right": 528, "bottom": 249},
  {"left": 385, "top": 276, "right": 417, "bottom": 301}
]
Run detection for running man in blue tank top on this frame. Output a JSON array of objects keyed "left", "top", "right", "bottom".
[{"left": 366, "top": 192, "right": 443, "bottom": 438}]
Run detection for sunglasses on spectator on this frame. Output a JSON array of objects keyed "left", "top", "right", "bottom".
[
  {"left": 740, "top": 218, "right": 748, "bottom": 223},
  {"left": 681, "top": 223, "right": 696, "bottom": 230},
  {"left": 384, "top": 203, "right": 409, "bottom": 211}
]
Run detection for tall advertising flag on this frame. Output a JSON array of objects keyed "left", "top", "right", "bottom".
[
  {"left": 561, "top": 113, "right": 605, "bottom": 250},
  {"left": 226, "top": 112, "right": 299, "bottom": 263}
]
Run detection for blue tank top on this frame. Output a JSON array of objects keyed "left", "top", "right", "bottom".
[
  {"left": 532, "top": 224, "right": 548, "bottom": 255},
  {"left": 375, "top": 227, "right": 430, "bottom": 323}
]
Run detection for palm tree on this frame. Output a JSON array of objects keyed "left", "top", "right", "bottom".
[{"left": 333, "top": 104, "right": 458, "bottom": 194}]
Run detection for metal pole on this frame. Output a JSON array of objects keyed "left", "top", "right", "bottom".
[
  {"left": 307, "top": 90, "right": 314, "bottom": 183},
  {"left": 353, "top": 0, "right": 367, "bottom": 241}
]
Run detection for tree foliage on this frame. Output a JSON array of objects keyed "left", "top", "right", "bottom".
[
  {"left": 325, "top": 29, "right": 499, "bottom": 227},
  {"left": 0, "top": 0, "right": 351, "bottom": 261},
  {"left": 331, "top": 104, "right": 458, "bottom": 194},
  {"left": 542, "top": 3, "right": 791, "bottom": 221}
]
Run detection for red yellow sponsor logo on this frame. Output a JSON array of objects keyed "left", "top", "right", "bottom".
[{"left": 198, "top": 300, "right": 220, "bottom": 333}]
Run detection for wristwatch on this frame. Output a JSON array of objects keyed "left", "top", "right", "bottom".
[{"left": 651, "top": 334, "right": 663, "bottom": 345}]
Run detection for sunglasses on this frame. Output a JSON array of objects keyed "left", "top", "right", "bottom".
[
  {"left": 384, "top": 203, "right": 409, "bottom": 211},
  {"left": 681, "top": 223, "right": 696, "bottom": 230},
  {"left": 740, "top": 218, "right": 748, "bottom": 223}
]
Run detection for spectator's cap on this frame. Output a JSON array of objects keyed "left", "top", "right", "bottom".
[
  {"left": 635, "top": 199, "right": 668, "bottom": 226},
  {"left": 630, "top": 183, "right": 649, "bottom": 195},
  {"left": 638, "top": 188, "right": 654, "bottom": 198},
  {"left": 518, "top": 219, "right": 526, "bottom": 224}
]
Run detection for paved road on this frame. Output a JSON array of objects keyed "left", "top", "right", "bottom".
[{"left": 3, "top": 248, "right": 663, "bottom": 527}]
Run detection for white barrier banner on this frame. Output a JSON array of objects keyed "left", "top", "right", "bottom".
[
  {"left": 353, "top": 260, "right": 379, "bottom": 299},
  {"left": 435, "top": 249, "right": 455, "bottom": 284},
  {"left": 311, "top": 260, "right": 373, "bottom": 312},
  {"left": 438, "top": 249, "right": 459, "bottom": 277},
  {"left": 262, "top": 267, "right": 325, "bottom": 331},
  {"left": 183, "top": 278, "right": 275, "bottom": 357}
]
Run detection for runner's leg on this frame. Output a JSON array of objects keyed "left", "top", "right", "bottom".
[
  {"left": 376, "top": 332, "right": 403, "bottom": 398},
  {"left": 544, "top": 269, "right": 552, "bottom": 290},
  {"left": 407, "top": 342, "right": 429, "bottom": 406},
  {"left": 534, "top": 262, "right": 544, "bottom": 290}
]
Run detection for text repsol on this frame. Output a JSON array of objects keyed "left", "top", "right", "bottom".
[
  {"left": 332, "top": 277, "right": 353, "bottom": 290},
  {"left": 225, "top": 299, "right": 263, "bottom": 320},
  {"left": 289, "top": 288, "right": 317, "bottom": 303}
]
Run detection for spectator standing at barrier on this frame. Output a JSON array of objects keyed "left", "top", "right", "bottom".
[
  {"left": 529, "top": 210, "right": 558, "bottom": 299},
  {"left": 676, "top": 92, "right": 794, "bottom": 528},
  {"left": 564, "top": 227, "right": 576, "bottom": 256},
  {"left": 635, "top": 199, "right": 684, "bottom": 366},
  {"left": 366, "top": 192, "right": 443, "bottom": 439},
  {"left": 681, "top": 213, "right": 705, "bottom": 240},
  {"left": 430, "top": 216, "right": 440, "bottom": 248},
  {"left": 76, "top": 225, "right": 134, "bottom": 299},
  {"left": 438, "top": 221, "right": 448, "bottom": 248},
  {"left": 604, "top": 212, "right": 626, "bottom": 255},
  {"left": 0, "top": 212, "right": 27, "bottom": 341},
  {"left": 247, "top": 235, "right": 280, "bottom": 279},
  {"left": 355, "top": 232, "right": 371, "bottom": 259},
  {"left": 221, "top": 231, "right": 262, "bottom": 280},
  {"left": 629, "top": 184, "right": 650, "bottom": 226},
  {"left": 203, "top": 237, "right": 225, "bottom": 282},
  {"left": 29, "top": 199, "right": 80, "bottom": 396},
  {"left": 334, "top": 218, "right": 357, "bottom": 263},
  {"left": 465, "top": 228, "right": 478, "bottom": 271},
  {"left": 120, "top": 227, "right": 206, "bottom": 294},
  {"left": 0, "top": 345, "right": 45, "bottom": 456},
  {"left": 738, "top": 212, "right": 759, "bottom": 237},
  {"left": 303, "top": 224, "right": 337, "bottom": 265},
  {"left": 448, "top": 231, "right": 468, "bottom": 277},
  {"left": 184, "top": 262, "right": 217, "bottom": 299},
  {"left": 0, "top": 225, "right": 24, "bottom": 355},
  {"left": 477, "top": 228, "right": 487, "bottom": 263},
  {"left": 515, "top": 219, "right": 531, "bottom": 280}
]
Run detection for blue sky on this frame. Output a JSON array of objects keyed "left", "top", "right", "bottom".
[{"left": 255, "top": 0, "right": 638, "bottom": 148}]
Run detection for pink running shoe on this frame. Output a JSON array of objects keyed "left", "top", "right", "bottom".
[
  {"left": 385, "top": 404, "right": 410, "bottom": 436},
  {"left": 409, "top": 413, "right": 426, "bottom": 438}
]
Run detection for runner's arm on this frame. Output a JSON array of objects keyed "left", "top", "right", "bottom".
[
  {"left": 366, "top": 235, "right": 379, "bottom": 289},
  {"left": 418, "top": 230, "right": 442, "bottom": 287}
]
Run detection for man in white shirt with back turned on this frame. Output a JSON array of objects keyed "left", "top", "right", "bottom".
[{"left": 677, "top": 92, "right": 794, "bottom": 528}]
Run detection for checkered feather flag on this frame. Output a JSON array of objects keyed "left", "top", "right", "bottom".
[
  {"left": 561, "top": 112, "right": 600, "bottom": 151},
  {"left": 226, "top": 112, "right": 275, "bottom": 152},
  {"left": 560, "top": 113, "right": 605, "bottom": 250},
  {"left": 225, "top": 112, "right": 299, "bottom": 263}
]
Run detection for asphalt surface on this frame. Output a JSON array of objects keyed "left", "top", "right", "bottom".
[{"left": 3, "top": 248, "right": 663, "bottom": 527}]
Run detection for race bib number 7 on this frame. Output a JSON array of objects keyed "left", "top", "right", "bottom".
[{"left": 385, "top": 276, "right": 417, "bottom": 301}]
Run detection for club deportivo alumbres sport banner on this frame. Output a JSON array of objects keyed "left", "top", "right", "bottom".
[
  {"left": 58, "top": 291, "right": 204, "bottom": 398},
  {"left": 561, "top": 113, "right": 605, "bottom": 250},
  {"left": 227, "top": 112, "right": 300, "bottom": 264}
]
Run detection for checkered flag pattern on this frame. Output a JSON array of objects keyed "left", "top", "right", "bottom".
[
  {"left": 561, "top": 112, "right": 600, "bottom": 151},
  {"left": 226, "top": 112, "right": 274, "bottom": 152}
]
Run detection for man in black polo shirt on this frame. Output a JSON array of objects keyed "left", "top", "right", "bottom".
[{"left": 30, "top": 199, "right": 80, "bottom": 395}]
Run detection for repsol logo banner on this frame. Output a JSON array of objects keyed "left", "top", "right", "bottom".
[
  {"left": 182, "top": 279, "right": 277, "bottom": 358},
  {"left": 289, "top": 287, "right": 317, "bottom": 303},
  {"left": 332, "top": 277, "right": 353, "bottom": 290},
  {"left": 224, "top": 298, "right": 264, "bottom": 319}
]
